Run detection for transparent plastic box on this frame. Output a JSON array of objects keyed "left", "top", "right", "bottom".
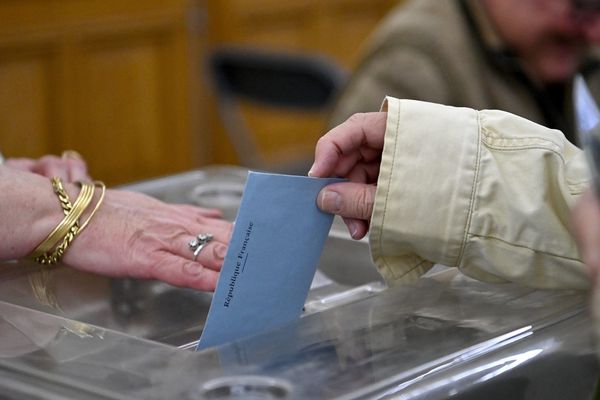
[{"left": 0, "top": 167, "right": 596, "bottom": 399}]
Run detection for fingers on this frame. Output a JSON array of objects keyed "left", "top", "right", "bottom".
[
  {"left": 151, "top": 255, "right": 220, "bottom": 291},
  {"left": 29, "top": 154, "right": 90, "bottom": 182},
  {"left": 168, "top": 204, "right": 224, "bottom": 219},
  {"left": 346, "top": 162, "right": 381, "bottom": 184},
  {"left": 342, "top": 217, "right": 370, "bottom": 240},
  {"left": 309, "top": 112, "right": 387, "bottom": 178},
  {"left": 157, "top": 215, "right": 231, "bottom": 271},
  {"left": 171, "top": 212, "right": 233, "bottom": 245},
  {"left": 183, "top": 237, "right": 228, "bottom": 272},
  {"left": 30, "top": 156, "right": 68, "bottom": 179},
  {"left": 62, "top": 187, "right": 234, "bottom": 292},
  {"left": 157, "top": 229, "right": 227, "bottom": 290},
  {"left": 196, "top": 207, "right": 224, "bottom": 218},
  {"left": 318, "top": 182, "right": 377, "bottom": 219},
  {"left": 3, "top": 151, "right": 90, "bottom": 181},
  {"left": 111, "top": 191, "right": 226, "bottom": 223},
  {"left": 163, "top": 204, "right": 233, "bottom": 276},
  {"left": 325, "top": 151, "right": 381, "bottom": 180},
  {"left": 61, "top": 151, "right": 90, "bottom": 182},
  {"left": 3, "top": 158, "right": 36, "bottom": 172},
  {"left": 108, "top": 189, "right": 233, "bottom": 262},
  {"left": 317, "top": 182, "right": 376, "bottom": 239}
]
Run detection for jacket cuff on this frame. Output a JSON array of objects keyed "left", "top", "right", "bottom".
[{"left": 370, "top": 97, "right": 480, "bottom": 284}]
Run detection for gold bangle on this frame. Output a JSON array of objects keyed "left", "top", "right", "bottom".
[
  {"left": 37, "top": 182, "right": 94, "bottom": 264},
  {"left": 31, "top": 180, "right": 94, "bottom": 260},
  {"left": 28, "top": 178, "right": 100, "bottom": 308},
  {"left": 79, "top": 181, "right": 106, "bottom": 232},
  {"left": 31, "top": 182, "right": 91, "bottom": 258},
  {"left": 35, "top": 181, "right": 104, "bottom": 264}
]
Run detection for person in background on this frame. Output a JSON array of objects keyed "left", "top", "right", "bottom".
[
  {"left": 330, "top": 0, "right": 600, "bottom": 144},
  {"left": 0, "top": 151, "right": 231, "bottom": 292},
  {"left": 311, "top": 97, "right": 588, "bottom": 288}
]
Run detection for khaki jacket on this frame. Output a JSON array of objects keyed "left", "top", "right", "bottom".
[
  {"left": 372, "top": 97, "right": 589, "bottom": 289},
  {"left": 330, "top": 0, "right": 600, "bottom": 142}
]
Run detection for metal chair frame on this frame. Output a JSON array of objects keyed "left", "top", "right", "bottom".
[{"left": 208, "top": 46, "right": 346, "bottom": 173}]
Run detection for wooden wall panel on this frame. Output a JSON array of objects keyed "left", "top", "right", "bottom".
[
  {"left": 0, "top": 51, "right": 55, "bottom": 157},
  {"left": 72, "top": 38, "right": 164, "bottom": 182},
  {"left": 0, "top": 0, "right": 205, "bottom": 185}
]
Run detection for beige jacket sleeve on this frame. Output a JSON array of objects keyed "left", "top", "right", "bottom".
[{"left": 370, "top": 97, "right": 590, "bottom": 289}]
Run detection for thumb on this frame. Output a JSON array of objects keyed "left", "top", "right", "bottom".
[{"left": 317, "top": 182, "right": 376, "bottom": 221}]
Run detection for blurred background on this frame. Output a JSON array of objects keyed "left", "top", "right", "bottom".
[{"left": 0, "top": 0, "right": 399, "bottom": 185}]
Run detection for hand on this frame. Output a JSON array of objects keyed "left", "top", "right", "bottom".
[
  {"left": 63, "top": 189, "right": 232, "bottom": 292},
  {"left": 572, "top": 188, "right": 600, "bottom": 282},
  {"left": 4, "top": 152, "right": 90, "bottom": 182},
  {"left": 309, "top": 112, "right": 387, "bottom": 239}
]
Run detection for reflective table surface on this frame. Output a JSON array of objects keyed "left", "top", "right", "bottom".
[{"left": 0, "top": 271, "right": 595, "bottom": 399}]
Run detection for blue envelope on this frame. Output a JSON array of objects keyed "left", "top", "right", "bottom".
[{"left": 196, "top": 171, "right": 343, "bottom": 350}]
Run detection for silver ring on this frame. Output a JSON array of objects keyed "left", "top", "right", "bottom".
[{"left": 188, "top": 233, "right": 213, "bottom": 261}]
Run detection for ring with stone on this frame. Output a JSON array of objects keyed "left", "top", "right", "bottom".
[{"left": 188, "top": 233, "right": 213, "bottom": 261}]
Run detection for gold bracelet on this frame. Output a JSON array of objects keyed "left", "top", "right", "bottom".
[
  {"left": 31, "top": 180, "right": 94, "bottom": 261},
  {"left": 36, "top": 182, "right": 95, "bottom": 264},
  {"left": 79, "top": 181, "right": 106, "bottom": 232},
  {"left": 30, "top": 182, "right": 91, "bottom": 258},
  {"left": 35, "top": 181, "right": 105, "bottom": 264},
  {"left": 52, "top": 177, "right": 74, "bottom": 216},
  {"left": 28, "top": 180, "right": 102, "bottom": 308}
]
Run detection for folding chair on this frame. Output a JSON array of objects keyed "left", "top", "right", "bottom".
[{"left": 208, "top": 46, "right": 346, "bottom": 173}]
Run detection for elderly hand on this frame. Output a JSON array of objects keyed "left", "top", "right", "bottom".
[
  {"left": 62, "top": 188, "right": 232, "bottom": 292},
  {"left": 572, "top": 187, "right": 600, "bottom": 282},
  {"left": 309, "top": 112, "right": 387, "bottom": 239},
  {"left": 0, "top": 165, "right": 230, "bottom": 292},
  {"left": 4, "top": 151, "right": 90, "bottom": 182}
]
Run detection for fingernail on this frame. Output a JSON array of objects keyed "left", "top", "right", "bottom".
[
  {"left": 214, "top": 244, "right": 227, "bottom": 259},
  {"left": 62, "top": 150, "right": 83, "bottom": 161},
  {"left": 347, "top": 220, "right": 359, "bottom": 239},
  {"left": 308, "top": 162, "right": 319, "bottom": 177},
  {"left": 319, "top": 190, "right": 341, "bottom": 213}
]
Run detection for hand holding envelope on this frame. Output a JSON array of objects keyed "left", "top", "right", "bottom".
[
  {"left": 309, "top": 112, "right": 388, "bottom": 240},
  {"left": 197, "top": 172, "right": 343, "bottom": 349},
  {"left": 197, "top": 112, "right": 386, "bottom": 350}
]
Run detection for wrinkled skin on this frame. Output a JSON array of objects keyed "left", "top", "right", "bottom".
[
  {"left": 2, "top": 153, "right": 231, "bottom": 291},
  {"left": 63, "top": 189, "right": 231, "bottom": 291}
]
